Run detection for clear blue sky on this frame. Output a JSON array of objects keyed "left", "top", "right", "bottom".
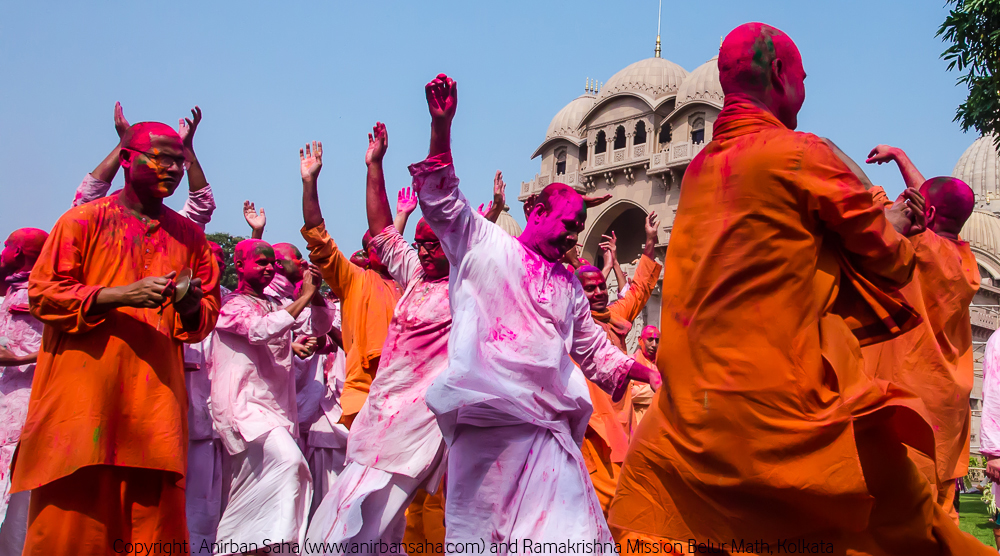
[{"left": 0, "top": 0, "right": 974, "bottom": 251}]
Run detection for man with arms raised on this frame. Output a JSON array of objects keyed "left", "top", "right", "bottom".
[
  {"left": 414, "top": 73, "right": 659, "bottom": 546},
  {"left": 863, "top": 145, "right": 979, "bottom": 525},
  {"left": 306, "top": 120, "right": 453, "bottom": 555},
  {"left": 17, "top": 121, "right": 220, "bottom": 555},
  {"left": 608, "top": 22, "right": 989, "bottom": 554}
]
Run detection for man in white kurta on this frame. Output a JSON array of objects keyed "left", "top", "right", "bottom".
[
  {"left": 413, "top": 74, "right": 659, "bottom": 549},
  {"left": 210, "top": 240, "right": 332, "bottom": 555},
  {"left": 0, "top": 229, "right": 47, "bottom": 556}
]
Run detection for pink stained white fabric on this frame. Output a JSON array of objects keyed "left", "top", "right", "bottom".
[
  {"left": 412, "top": 154, "right": 631, "bottom": 543},
  {"left": 0, "top": 275, "right": 42, "bottom": 550},
  {"left": 981, "top": 328, "right": 1000, "bottom": 458}
]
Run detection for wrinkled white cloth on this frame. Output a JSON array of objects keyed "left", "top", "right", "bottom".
[
  {"left": 304, "top": 458, "right": 435, "bottom": 556},
  {"left": 215, "top": 428, "right": 312, "bottom": 555},
  {"left": 0, "top": 279, "right": 42, "bottom": 541},
  {"left": 412, "top": 155, "right": 631, "bottom": 542},
  {"left": 187, "top": 438, "right": 224, "bottom": 555},
  {"left": 73, "top": 173, "right": 217, "bottom": 229},
  {"left": 981, "top": 328, "right": 1000, "bottom": 458},
  {"left": 346, "top": 226, "right": 451, "bottom": 482},
  {"left": 445, "top": 411, "right": 613, "bottom": 546},
  {"left": 210, "top": 291, "right": 333, "bottom": 454}
]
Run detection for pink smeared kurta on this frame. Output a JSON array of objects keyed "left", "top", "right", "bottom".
[
  {"left": 415, "top": 153, "right": 632, "bottom": 545},
  {"left": 0, "top": 275, "right": 42, "bottom": 553},
  {"left": 981, "top": 329, "right": 1000, "bottom": 459}
]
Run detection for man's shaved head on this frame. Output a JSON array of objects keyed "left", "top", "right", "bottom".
[
  {"left": 919, "top": 177, "right": 976, "bottom": 237},
  {"left": 719, "top": 23, "right": 806, "bottom": 129},
  {"left": 641, "top": 325, "right": 659, "bottom": 340},
  {"left": 272, "top": 242, "right": 305, "bottom": 283},
  {"left": 1, "top": 228, "right": 49, "bottom": 276},
  {"left": 120, "top": 122, "right": 182, "bottom": 152},
  {"left": 639, "top": 325, "right": 660, "bottom": 360},
  {"left": 576, "top": 264, "right": 609, "bottom": 312},
  {"left": 521, "top": 182, "right": 588, "bottom": 262},
  {"left": 234, "top": 239, "right": 273, "bottom": 263}
]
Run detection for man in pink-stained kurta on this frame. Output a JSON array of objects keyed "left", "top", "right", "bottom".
[
  {"left": 305, "top": 122, "right": 453, "bottom": 555},
  {"left": 210, "top": 240, "right": 332, "bottom": 555},
  {"left": 981, "top": 328, "right": 1000, "bottom": 548},
  {"left": 0, "top": 229, "right": 48, "bottom": 555}
]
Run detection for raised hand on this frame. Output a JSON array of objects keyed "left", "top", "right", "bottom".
[
  {"left": 298, "top": 266, "right": 321, "bottom": 300},
  {"left": 366, "top": 122, "right": 388, "bottom": 166},
  {"left": 243, "top": 200, "right": 266, "bottom": 237},
  {"left": 396, "top": 187, "right": 418, "bottom": 216},
  {"left": 493, "top": 171, "right": 507, "bottom": 209},
  {"left": 583, "top": 193, "right": 612, "bottom": 208},
  {"left": 599, "top": 231, "right": 618, "bottom": 258},
  {"left": 477, "top": 202, "right": 493, "bottom": 216},
  {"left": 645, "top": 211, "right": 660, "bottom": 242},
  {"left": 114, "top": 101, "right": 130, "bottom": 139},
  {"left": 178, "top": 106, "right": 202, "bottom": 152},
  {"left": 866, "top": 145, "right": 898, "bottom": 165},
  {"left": 425, "top": 73, "right": 458, "bottom": 121},
  {"left": 300, "top": 141, "right": 323, "bottom": 182},
  {"left": 886, "top": 187, "right": 926, "bottom": 236}
]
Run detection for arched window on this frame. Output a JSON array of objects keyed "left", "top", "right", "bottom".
[
  {"left": 658, "top": 124, "right": 671, "bottom": 145},
  {"left": 691, "top": 116, "right": 705, "bottom": 144},
  {"left": 595, "top": 131, "right": 607, "bottom": 154},
  {"left": 634, "top": 121, "right": 647, "bottom": 144},
  {"left": 555, "top": 148, "right": 567, "bottom": 175},
  {"left": 579, "top": 141, "right": 588, "bottom": 162},
  {"left": 613, "top": 126, "right": 627, "bottom": 150}
]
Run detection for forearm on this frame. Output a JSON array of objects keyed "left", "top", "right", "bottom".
[
  {"left": 88, "top": 286, "right": 128, "bottom": 315},
  {"left": 643, "top": 233, "right": 657, "bottom": 259},
  {"left": 0, "top": 348, "right": 37, "bottom": 367},
  {"left": 613, "top": 260, "right": 627, "bottom": 292},
  {"left": 251, "top": 227, "right": 263, "bottom": 240},
  {"left": 429, "top": 119, "right": 451, "bottom": 159},
  {"left": 284, "top": 295, "right": 311, "bottom": 320},
  {"left": 393, "top": 211, "right": 411, "bottom": 234},
  {"left": 366, "top": 161, "right": 393, "bottom": 236},
  {"left": 891, "top": 149, "right": 926, "bottom": 190},
  {"left": 186, "top": 153, "right": 209, "bottom": 192},
  {"left": 303, "top": 177, "right": 324, "bottom": 229},
  {"left": 484, "top": 203, "right": 502, "bottom": 223},
  {"left": 91, "top": 145, "right": 122, "bottom": 184}
]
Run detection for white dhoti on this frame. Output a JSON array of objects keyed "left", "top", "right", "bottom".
[
  {"left": 216, "top": 428, "right": 312, "bottom": 555},
  {"left": 304, "top": 449, "right": 444, "bottom": 556},
  {"left": 186, "top": 438, "right": 224, "bottom": 555},
  {"left": 444, "top": 418, "right": 613, "bottom": 550},
  {"left": 0, "top": 443, "right": 27, "bottom": 556},
  {"left": 305, "top": 445, "right": 348, "bottom": 519}
]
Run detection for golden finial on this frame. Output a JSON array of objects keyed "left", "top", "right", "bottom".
[{"left": 655, "top": 0, "right": 662, "bottom": 58}]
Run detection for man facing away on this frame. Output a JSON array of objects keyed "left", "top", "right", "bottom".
[
  {"left": 863, "top": 144, "right": 979, "bottom": 525},
  {"left": 16, "top": 121, "right": 220, "bottom": 556},
  {"left": 608, "top": 22, "right": 991, "bottom": 555},
  {"left": 413, "top": 73, "right": 660, "bottom": 547},
  {"left": 306, "top": 120, "right": 454, "bottom": 555}
]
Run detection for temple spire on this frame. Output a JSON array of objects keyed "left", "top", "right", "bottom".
[{"left": 654, "top": 0, "right": 662, "bottom": 58}]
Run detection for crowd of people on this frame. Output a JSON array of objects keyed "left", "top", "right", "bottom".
[{"left": 0, "top": 20, "right": 998, "bottom": 556}]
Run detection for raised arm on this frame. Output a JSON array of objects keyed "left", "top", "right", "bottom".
[
  {"left": 366, "top": 122, "right": 394, "bottom": 236},
  {"left": 175, "top": 106, "right": 216, "bottom": 229},
  {"left": 73, "top": 103, "right": 130, "bottom": 207},
  {"left": 867, "top": 145, "right": 926, "bottom": 191},
  {"left": 599, "top": 231, "right": 627, "bottom": 290},
  {"left": 483, "top": 171, "right": 506, "bottom": 223},
  {"left": 609, "top": 212, "right": 662, "bottom": 322},
  {"left": 244, "top": 201, "right": 266, "bottom": 239},
  {"left": 302, "top": 141, "right": 325, "bottom": 230},
  {"left": 394, "top": 188, "right": 418, "bottom": 234}
]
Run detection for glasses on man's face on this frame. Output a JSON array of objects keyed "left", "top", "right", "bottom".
[
  {"left": 124, "top": 147, "right": 185, "bottom": 169},
  {"left": 412, "top": 240, "right": 441, "bottom": 252}
]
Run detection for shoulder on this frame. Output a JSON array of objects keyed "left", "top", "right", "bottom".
[
  {"left": 53, "top": 195, "right": 116, "bottom": 229},
  {"left": 162, "top": 206, "right": 209, "bottom": 247}
]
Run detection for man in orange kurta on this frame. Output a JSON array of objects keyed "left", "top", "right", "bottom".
[
  {"left": 629, "top": 326, "right": 658, "bottom": 433},
  {"left": 298, "top": 141, "right": 401, "bottom": 427},
  {"left": 15, "top": 122, "right": 221, "bottom": 556},
  {"left": 608, "top": 23, "right": 991, "bottom": 555},
  {"left": 575, "top": 211, "right": 662, "bottom": 517},
  {"left": 863, "top": 146, "right": 979, "bottom": 526}
]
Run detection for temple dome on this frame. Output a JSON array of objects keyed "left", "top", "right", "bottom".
[
  {"left": 953, "top": 134, "right": 1000, "bottom": 204},
  {"left": 961, "top": 209, "right": 1000, "bottom": 262},
  {"left": 598, "top": 57, "right": 688, "bottom": 102},
  {"left": 676, "top": 55, "right": 723, "bottom": 108},
  {"left": 545, "top": 95, "right": 595, "bottom": 141},
  {"left": 496, "top": 209, "right": 522, "bottom": 237}
]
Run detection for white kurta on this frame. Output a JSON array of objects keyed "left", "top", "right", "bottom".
[
  {"left": 412, "top": 154, "right": 632, "bottom": 545},
  {"left": 0, "top": 278, "right": 42, "bottom": 555},
  {"left": 305, "top": 226, "right": 452, "bottom": 556},
  {"left": 981, "top": 328, "right": 1000, "bottom": 459},
  {"left": 210, "top": 291, "right": 333, "bottom": 554}
]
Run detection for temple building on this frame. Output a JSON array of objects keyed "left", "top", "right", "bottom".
[{"left": 520, "top": 44, "right": 1000, "bottom": 457}]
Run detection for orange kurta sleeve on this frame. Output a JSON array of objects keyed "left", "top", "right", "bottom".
[
  {"left": 172, "top": 231, "right": 221, "bottom": 344},
  {"left": 608, "top": 255, "right": 661, "bottom": 324},
  {"left": 302, "top": 221, "right": 362, "bottom": 301}
]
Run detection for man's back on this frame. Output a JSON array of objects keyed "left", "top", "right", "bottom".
[{"left": 609, "top": 100, "right": 925, "bottom": 542}]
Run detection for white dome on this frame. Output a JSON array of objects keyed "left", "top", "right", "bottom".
[
  {"left": 545, "top": 95, "right": 595, "bottom": 140},
  {"left": 961, "top": 209, "right": 1000, "bottom": 260},
  {"left": 598, "top": 57, "right": 688, "bottom": 102},
  {"left": 676, "top": 55, "right": 723, "bottom": 108},
  {"left": 953, "top": 134, "right": 1000, "bottom": 203},
  {"left": 496, "top": 209, "right": 522, "bottom": 237}
]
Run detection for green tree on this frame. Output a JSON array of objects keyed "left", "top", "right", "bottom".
[
  {"left": 938, "top": 0, "right": 1000, "bottom": 149},
  {"left": 206, "top": 231, "right": 245, "bottom": 291}
]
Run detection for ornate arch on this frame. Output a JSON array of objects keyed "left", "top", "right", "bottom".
[{"left": 581, "top": 199, "right": 648, "bottom": 263}]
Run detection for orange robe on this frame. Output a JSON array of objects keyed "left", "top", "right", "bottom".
[
  {"left": 302, "top": 222, "right": 401, "bottom": 423},
  {"left": 862, "top": 214, "right": 979, "bottom": 524},
  {"left": 583, "top": 254, "right": 661, "bottom": 516},
  {"left": 15, "top": 194, "right": 221, "bottom": 554},
  {"left": 608, "top": 99, "right": 990, "bottom": 554},
  {"left": 629, "top": 349, "right": 655, "bottom": 434}
]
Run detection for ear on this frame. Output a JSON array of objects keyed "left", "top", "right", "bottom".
[
  {"left": 119, "top": 149, "right": 132, "bottom": 169},
  {"left": 925, "top": 205, "right": 937, "bottom": 225},
  {"left": 769, "top": 58, "right": 785, "bottom": 94}
]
